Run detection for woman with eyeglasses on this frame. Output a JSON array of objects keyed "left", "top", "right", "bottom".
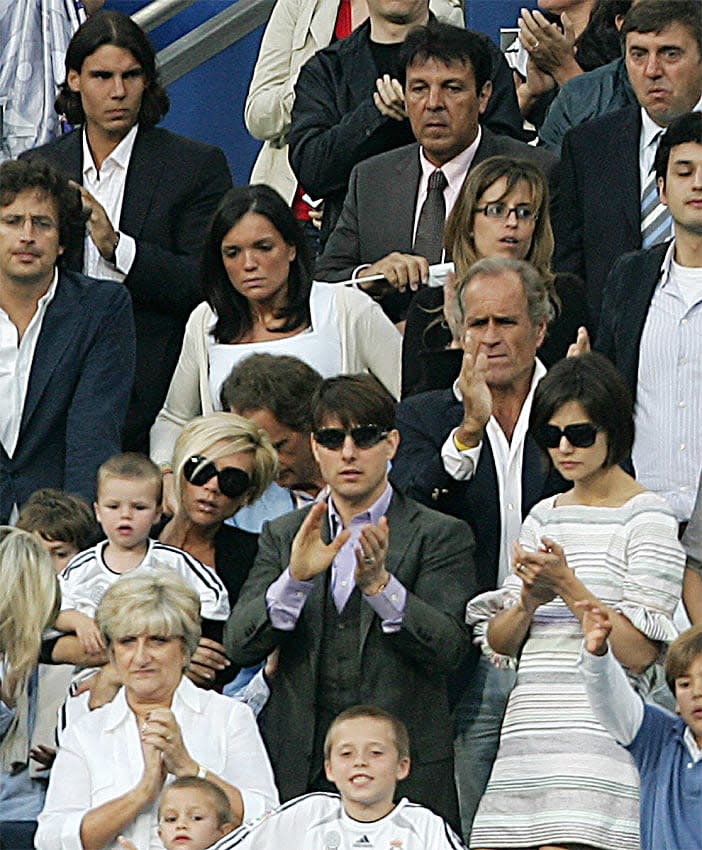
[
  {"left": 402, "top": 156, "right": 587, "bottom": 397},
  {"left": 158, "top": 413, "right": 278, "bottom": 687},
  {"left": 150, "top": 184, "right": 401, "bottom": 508},
  {"left": 467, "top": 353, "right": 684, "bottom": 850}
]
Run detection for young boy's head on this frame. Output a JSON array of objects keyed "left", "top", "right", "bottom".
[
  {"left": 17, "top": 488, "right": 98, "bottom": 572},
  {"left": 95, "top": 454, "right": 163, "bottom": 550},
  {"left": 158, "top": 777, "right": 234, "bottom": 850},
  {"left": 323, "top": 705, "right": 411, "bottom": 821},
  {"left": 666, "top": 624, "right": 702, "bottom": 745}
]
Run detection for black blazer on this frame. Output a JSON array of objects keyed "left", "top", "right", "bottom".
[
  {"left": 23, "top": 126, "right": 232, "bottom": 450},
  {"left": 0, "top": 270, "right": 135, "bottom": 522},
  {"left": 390, "top": 387, "right": 566, "bottom": 593},
  {"left": 594, "top": 240, "right": 668, "bottom": 399},
  {"left": 553, "top": 104, "right": 641, "bottom": 324}
]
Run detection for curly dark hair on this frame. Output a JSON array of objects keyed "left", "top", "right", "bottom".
[
  {"left": 55, "top": 10, "right": 169, "bottom": 129},
  {"left": 0, "top": 159, "right": 88, "bottom": 253},
  {"left": 201, "top": 185, "right": 313, "bottom": 344}
]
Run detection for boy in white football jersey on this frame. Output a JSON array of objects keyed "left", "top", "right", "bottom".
[{"left": 214, "top": 705, "right": 466, "bottom": 850}]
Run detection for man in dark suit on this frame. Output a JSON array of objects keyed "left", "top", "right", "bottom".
[
  {"left": 315, "top": 23, "right": 557, "bottom": 291},
  {"left": 0, "top": 158, "right": 134, "bottom": 523},
  {"left": 553, "top": 0, "right": 702, "bottom": 324},
  {"left": 22, "top": 11, "right": 232, "bottom": 452},
  {"left": 592, "top": 111, "right": 702, "bottom": 531},
  {"left": 225, "top": 373, "right": 476, "bottom": 830},
  {"left": 289, "top": 10, "right": 528, "bottom": 247},
  {"left": 390, "top": 257, "right": 565, "bottom": 841}
]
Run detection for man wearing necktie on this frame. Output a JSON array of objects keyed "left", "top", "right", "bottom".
[{"left": 554, "top": 0, "right": 702, "bottom": 326}]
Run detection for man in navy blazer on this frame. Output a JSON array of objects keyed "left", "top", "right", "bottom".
[
  {"left": 22, "top": 11, "right": 231, "bottom": 452},
  {"left": 390, "top": 257, "right": 565, "bottom": 841},
  {"left": 553, "top": 0, "right": 702, "bottom": 325},
  {"left": 0, "top": 158, "right": 134, "bottom": 524}
]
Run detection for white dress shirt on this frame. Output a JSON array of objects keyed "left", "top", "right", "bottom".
[
  {"left": 633, "top": 241, "right": 702, "bottom": 521},
  {"left": 81, "top": 124, "right": 137, "bottom": 280},
  {"left": 441, "top": 359, "right": 546, "bottom": 584},
  {"left": 0, "top": 270, "right": 58, "bottom": 459},
  {"left": 36, "top": 677, "right": 279, "bottom": 850}
]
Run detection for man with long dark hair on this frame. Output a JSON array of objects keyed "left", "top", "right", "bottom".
[{"left": 22, "top": 11, "right": 232, "bottom": 453}]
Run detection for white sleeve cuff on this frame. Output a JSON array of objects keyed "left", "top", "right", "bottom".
[
  {"left": 441, "top": 428, "right": 482, "bottom": 480},
  {"left": 114, "top": 232, "right": 136, "bottom": 275}
]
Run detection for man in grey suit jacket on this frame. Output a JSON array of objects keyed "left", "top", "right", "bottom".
[
  {"left": 315, "top": 23, "right": 557, "bottom": 290},
  {"left": 225, "top": 374, "right": 476, "bottom": 831}
]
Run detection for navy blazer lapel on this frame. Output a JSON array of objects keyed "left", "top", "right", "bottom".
[
  {"left": 120, "top": 129, "right": 166, "bottom": 236},
  {"left": 20, "top": 274, "right": 83, "bottom": 434},
  {"left": 609, "top": 106, "right": 642, "bottom": 237}
]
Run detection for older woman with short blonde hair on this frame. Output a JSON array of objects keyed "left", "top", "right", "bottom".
[{"left": 36, "top": 571, "right": 278, "bottom": 850}]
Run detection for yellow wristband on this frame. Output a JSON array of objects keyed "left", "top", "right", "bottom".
[{"left": 454, "top": 433, "right": 473, "bottom": 452}]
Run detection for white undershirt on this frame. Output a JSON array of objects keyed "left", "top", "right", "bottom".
[{"left": 81, "top": 125, "right": 137, "bottom": 280}]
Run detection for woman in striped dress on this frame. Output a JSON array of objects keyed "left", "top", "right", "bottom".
[{"left": 467, "top": 353, "right": 684, "bottom": 850}]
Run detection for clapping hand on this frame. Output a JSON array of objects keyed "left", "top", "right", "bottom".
[
  {"left": 290, "top": 502, "right": 351, "bottom": 581},
  {"left": 576, "top": 600, "right": 613, "bottom": 656}
]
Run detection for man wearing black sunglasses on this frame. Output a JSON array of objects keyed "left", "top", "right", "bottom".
[{"left": 225, "top": 374, "right": 476, "bottom": 831}]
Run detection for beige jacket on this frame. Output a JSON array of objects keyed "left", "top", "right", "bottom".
[
  {"left": 245, "top": 0, "right": 465, "bottom": 202},
  {"left": 150, "top": 282, "right": 402, "bottom": 465}
]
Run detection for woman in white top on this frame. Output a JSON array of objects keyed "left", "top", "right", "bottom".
[
  {"left": 35, "top": 571, "right": 278, "bottom": 850},
  {"left": 150, "top": 184, "right": 401, "bottom": 469}
]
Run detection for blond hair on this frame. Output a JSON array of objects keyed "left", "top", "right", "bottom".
[
  {"left": 172, "top": 413, "right": 278, "bottom": 507},
  {"left": 0, "top": 528, "right": 59, "bottom": 698},
  {"left": 96, "top": 570, "right": 201, "bottom": 661},
  {"left": 97, "top": 452, "right": 163, "bottom": 503}
]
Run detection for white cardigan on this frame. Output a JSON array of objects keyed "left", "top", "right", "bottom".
[
  {"left": 150, "top": 282, "right": 401, "bottom": 465},
  {"left": 245, "top": 0, "right": 465, "bottom": 201}
]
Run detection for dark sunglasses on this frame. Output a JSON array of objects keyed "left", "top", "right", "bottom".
[
  {"left": 313, "top": 424, "right": 389, "bottom": 450},
  {"left": 182, "top": 455, "right": 251, "bottom": 499},
  {"left": 538, "top": 422, "right": 601, "bottom": 449}
]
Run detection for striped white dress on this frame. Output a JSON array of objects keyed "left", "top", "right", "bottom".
[{"left": 467, "top": 491, "right": 684, "bottom": 850}]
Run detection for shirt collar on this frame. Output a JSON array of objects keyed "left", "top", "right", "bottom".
[
  {"left": 81, "top": 123, "right": 139, "bottom": 178},
  {"left": 658, "top": 238, "right": 677, "bottom": 288},
  {"left": 419, "top": 126, "right": 482, "bottom": 186},
  {"left": 100, "top": 675, "right": 198, "bottom": 732},
  {"left": 328, "top": 481, "right": 393, "bottom": 533}
]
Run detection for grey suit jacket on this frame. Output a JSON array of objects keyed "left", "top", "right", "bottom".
[
  {"left": 224, "top": 488, "right": 475, "bottom": 803},
  {"left": 314, "top": 128, "right": 559, "bottom": 281}
]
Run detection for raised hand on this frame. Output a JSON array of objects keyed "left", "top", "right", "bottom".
[
  {"left": 355, "top": 516, "right": 390, "bottom": 594},
  {"left": 455, "top": 331, "right": 492, "bottom": 448},
  {"left": 290, "top": 501, "right": 351, "bottom": 581},
  {"left": 575, "top": 600, "right": 613, "bottom": 656},
  {"left": 373, "top": 75, "right": 407, "bottom": 121}
]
